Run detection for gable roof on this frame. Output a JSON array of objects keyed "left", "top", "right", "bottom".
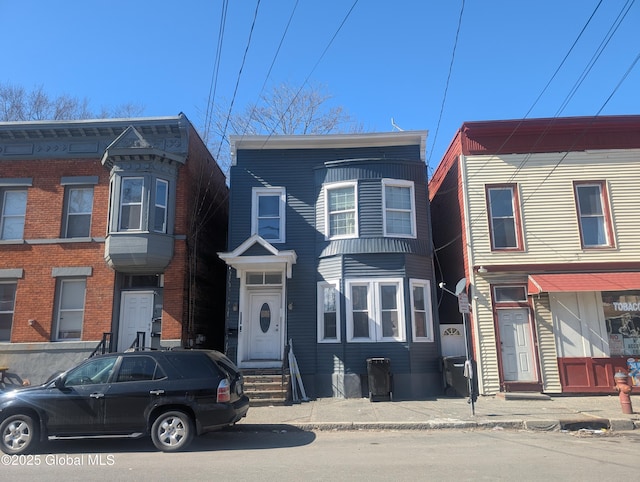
[{"left": 218, "top": 234, "right": 297, "bottom": 278}]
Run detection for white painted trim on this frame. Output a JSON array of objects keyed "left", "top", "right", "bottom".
[
  {"left": 323, "top": 181, "right": 359, "bottom": 240},
  {"left": 382, "top": 178, "right": 417, "bottom": 238},
  {"left": 317, "top": 280, "right": 341, "bottom": 343},
  {"left": 410, "top": 279, "right": 434, "bottom": 342},
  {"left": 251, "top": 186, "right": 286, "bottom": 243}
]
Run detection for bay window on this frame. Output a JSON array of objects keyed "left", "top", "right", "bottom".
[{"left": 346, "top": 279, "right": 405, "bottom": 342}]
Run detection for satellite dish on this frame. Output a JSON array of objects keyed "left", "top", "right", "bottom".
[{"left": 454, "top": 278, "right": 467, "bottom": 296}]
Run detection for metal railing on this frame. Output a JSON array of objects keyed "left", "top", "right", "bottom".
[{"left": 90, "top": 332, "right": 113, "bottom": 357}]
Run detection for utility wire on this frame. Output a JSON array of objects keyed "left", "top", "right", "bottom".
[
  {"left": 427, "top": 0, "right": 465, "bottom": 173},
  {"left": 259, "top": 0, "right": 359, "bottom": 148},
  {"left": 203, "top": 0, "right": 229, "bottom": 145}
]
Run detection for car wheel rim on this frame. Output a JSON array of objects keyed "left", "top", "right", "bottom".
[
  {"left": 157, "top": 416, "right": 186, "bottom": 447},
  {"left": 3, "top": 420, "right": 31, "bottom": 451}
]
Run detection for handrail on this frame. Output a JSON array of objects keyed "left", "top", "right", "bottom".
[{"left": 89, "top": 332, "right": 113, "bottom": 357}]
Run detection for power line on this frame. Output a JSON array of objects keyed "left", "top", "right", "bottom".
[
  {"left": 427, "top": 0, "right": 465, "bottom": 173},
  {"left": 259, "top": 0, "right": 360, "bottom": 148},
  {"left": 216, "top": 0, "right": 262, "bottom": 159},
  {"left": 203, "top": 0, "right": 229, "bottom": 145}
]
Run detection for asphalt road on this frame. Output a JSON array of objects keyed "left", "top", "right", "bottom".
[{"left": 2, "top": 428, "right": 639, "bottom": 481}]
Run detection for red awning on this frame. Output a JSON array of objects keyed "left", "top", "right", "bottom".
[{"left": 528, "top": 272, "right": 640, "bottom": 294}]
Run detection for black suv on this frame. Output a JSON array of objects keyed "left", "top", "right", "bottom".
[{"left": 0, "top": 349, "right": 249, "bottom": 454}]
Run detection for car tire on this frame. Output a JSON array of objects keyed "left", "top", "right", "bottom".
[
  {"left": 150, "top": 410, "right": 194, "bottom": 452},
  {"left": 0, "top": 414, "right": 38, "bottom": 455}
]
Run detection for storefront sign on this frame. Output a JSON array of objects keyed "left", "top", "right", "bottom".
[{"left": 609, "top": 334, "right": 624, "bottom": 356}]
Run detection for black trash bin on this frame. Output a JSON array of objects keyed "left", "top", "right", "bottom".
[{"left": 366, "top": 357, "right": 392, "bottom": 402}]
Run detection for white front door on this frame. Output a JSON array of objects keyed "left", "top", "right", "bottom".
[
  {"left": 247, "top": 292, "right": 282, "bottom": 360},
  {"left": 498, "top": 308, "right": 536, "bottom": 382},
  {"left": 118, "top": 291, "right": 154, "bottom": 351}
]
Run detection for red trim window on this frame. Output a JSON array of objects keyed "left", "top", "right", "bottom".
[
  {"left": 573, "top": 181, "right": 614, "bottom": 249},
  {"left": 486, "top": 184, "right": 523, "bottom": 251}
]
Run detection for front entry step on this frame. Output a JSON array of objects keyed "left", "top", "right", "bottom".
[{"left": 241, "top": 369, "right": 290, "bottom": 406}]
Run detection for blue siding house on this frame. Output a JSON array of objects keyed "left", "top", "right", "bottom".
[{"left": 218, "top": 131, "right": 440, "bottom": 400}]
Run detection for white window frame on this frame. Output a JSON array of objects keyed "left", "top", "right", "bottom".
[
  {"left": 410, "top": 279, "right": 434, "bottom": 342},
  {"left": 119, "top": 177, "right": 144, "bottom": 231},
  {"left": 0, "top": 189, "right": 27, "bottom": 241},
  {"left": 64, "top": 186, "right": 94, "bottom": 238},
  {"left": 345, "top": 278, "right": 405, "bottom": 342},
  {"left": 382, "top": 179, "right": 416, "bottom": 238},
  {"left": 251, "top": 187, "right": 286, "bottom": 243},
  {"left": 55, "top": 278, "right": 87, "bottom": 341},
  {"left": 317, "top": 280, "right": 341, "bottom": 343},
  {"left": 487, "top": 185, "right": 520, "bottom": 250},
  {"left": 154, "top": 179, "right": 169, "bottom": 233},
  {"left": 324, "top": 181, "right": 358, "bottom": 240}
]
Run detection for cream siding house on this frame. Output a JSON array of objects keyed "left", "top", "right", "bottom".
[{"left": 430, "top": 116, "right": 640, "bottom": 396}]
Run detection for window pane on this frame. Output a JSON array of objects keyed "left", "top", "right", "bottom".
[
  {"left": 386, "top": 211, "right": 412, "bottom": 235},
  {"left": 581, "top": 217, "right": 606, "bottom": 246},
  {"left": 69, "top": 188, "right": 93, "bottom": 214},
  {"left": 412, "top": 285, "right": 425, "bottom": 311},
  {"left": 353, "top": 312, "right": 369, "bottom": 338},
  {"left": 577, "top": 186, "right": 603, "bottom": 215},
  {"left": 2, "top": 190, "right": 27, "bottom": 240},
  {"left": 493, "top": 218, "right": 517, "bottom": 248},
  {"left": 258, "top": 195, "right": 280, "bottom": 217},
  {"left": 414, "top": 312, "right": 426, "bottom": 338},
  {"left": 380, "top": 285, "right": 397, "bottom": 310},
  {"left": 385, "top": 186, "right": 411, "bottom": 210},
  {"left": 494, "top": 286, "right": 527, "bottom": 302},
  {"left": 489, "top": 189, "right": 514, "bottom": 217},
  {"left": 67, "top": 214, "right": 91, "bottom": 237},
  {"left": 122, "top": 178, "right": 143, "bottom": 203},
  {"left": 154, "top": 180, "right": 168, "bottom": 233},
  {"left": 120, "top": 205, "right": 142, "bottom": 230},
  {"left": 352, "top": 285, "right": 368, "bottom": 311},
  {"left": 328, "top": 187, "right": 354, "bottom": 211},
  {"left": 382, "top": 311, "right": 399, "bottom": 337},
  {"left": 246, "top": 273, "right": 264, "bottom": 285},
  {"left": 324, "top": 312, "right": 337, "bottom": 339},
  {"left": 258, "top": 218, "right": 280, "bottom": 239},
  {"left": 0, "top": 283, "right": 16, "bottom": 342},
  {"left": 264, "top": 272, "right": 282, "bottom": 284},
  {"left": 323, "top": 285, "right": 336, "bottom": 312}
]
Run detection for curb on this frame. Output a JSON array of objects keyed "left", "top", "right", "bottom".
[{"left": 234, "top": 418, "right": 638, "bottom": 433}]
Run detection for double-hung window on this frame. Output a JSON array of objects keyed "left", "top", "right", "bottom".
[
  {"left": 252, "top": 187, "right": 285, "bottom": 243},
  {"left": 63, "top": 186, "right": 94, "bottom": 238},
  {"left": 154, "top": 179, "right": 169, "bottom": 233},
  {"left": 119, "top": 177, "right": 144, "bottom": 231},
  {"left": 382, "top": 179, "right": 416, "bottom": 238},
  {"left": 410, "top": 279, "right": 433, "bottom": 342},
  {"left": 487, "top": 184, "right": 522, "bottom": 250},
  {"left": 325, "top": 182, "right": 357, "bottom": 239},
  {"left": 317, "top": 281, "right": 340, "bottom": 342},
  {"left": 574, "top": 181, "right": 613, "bottom": 248},
  {"left": 55, "top": 278, "right": 87, "bottom": 340},
  {"left": 1, "top": 189, "right": 27, "bottom": 240},
  {"left": 346, "top": 279, "right": 405, "bottom": 342},
  {"left": 0, "top": 282, "right": 17, "bottom": 342}
]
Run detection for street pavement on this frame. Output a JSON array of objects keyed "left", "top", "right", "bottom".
[{"left": 237, "top": 393, "right": 640, "bottom": 433}]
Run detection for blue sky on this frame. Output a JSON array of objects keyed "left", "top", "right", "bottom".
[{"left": 2, "top": 1, "right": 639, "bottom": 170}]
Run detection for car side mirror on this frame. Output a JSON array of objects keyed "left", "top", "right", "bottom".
[{"left": 54, "top": 375, "right": 66, "bottom": 390}]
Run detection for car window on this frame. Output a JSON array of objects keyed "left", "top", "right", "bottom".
[
  {"left": 65, "top": 357, "right": 118, "bottom": 386},
  {"left": 164, "top": 353, "right": 220, "bottom": 379},
  {"left": 207, "top": 352, "right": 240, "bottom": 378},
  {"left": 115, "top": 356, "right": 166, "bottom": 382}
]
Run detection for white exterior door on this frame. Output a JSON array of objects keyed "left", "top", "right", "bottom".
[
  {"left": 498, "top": 308, "right": 536, "bottom": 382},
  {"left": 118, "top": 291, "right": 154, "bottom": 351},
  {"left": 247, "top": 292, "right": 282, "bottom": 360}
]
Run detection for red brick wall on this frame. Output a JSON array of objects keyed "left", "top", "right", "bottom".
[{"left": 0, "top": 158, "right": 115, "bottom": 342}]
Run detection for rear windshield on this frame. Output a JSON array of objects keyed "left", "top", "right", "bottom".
[
  {"left": 163, "top": 353, "right": 221, "bottom": 379},
  {"left": 206, "top": 351, "right": 240, "bottom": 378}
]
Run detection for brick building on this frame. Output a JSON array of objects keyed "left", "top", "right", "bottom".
[{"left": 0, "top": 115, "right": 228, "bottom": 384}]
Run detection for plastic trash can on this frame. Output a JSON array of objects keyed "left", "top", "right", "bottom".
[{"left": 366, "top": 357, "right": 392, "bottom": 402}]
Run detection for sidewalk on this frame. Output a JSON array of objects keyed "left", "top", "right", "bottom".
[{"left": 236, "top": 394, "right": 640, "bottom": 433}]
